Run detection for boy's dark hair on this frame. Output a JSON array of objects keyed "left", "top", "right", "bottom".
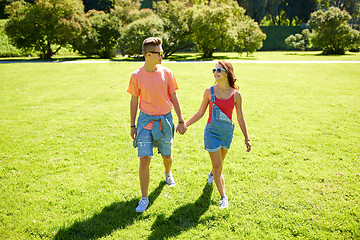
[{"left": 142, "top": 37, "right": 162, "bottom": 53}]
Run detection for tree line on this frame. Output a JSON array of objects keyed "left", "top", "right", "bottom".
[
  {"left": 2, "top": 0, "right": 359, "bottom": 24},
  {"left": 2, "top": 0, "right": 360, "bottom": 58},
  {"left": 4, "top": 0, "right": 266, "bottom": 59}
]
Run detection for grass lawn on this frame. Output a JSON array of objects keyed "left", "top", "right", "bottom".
[{"left": 0, "top": 55, "right": 359, "bottom": 239}]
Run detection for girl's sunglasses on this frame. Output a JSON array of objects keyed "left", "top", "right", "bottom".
[{"left": 212, "top": 68, "right": 226, "bottom": 74}]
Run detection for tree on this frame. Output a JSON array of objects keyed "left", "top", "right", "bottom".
[
  {"left": 235, "top": 17, "right": 266, "bottom": 55},
  {"left": 190, "top": 0, "right": 265, "bottom": 58},
  {"left": 265, "top": 0, "right": 283, "bottom": 25},
  {"left": 112, "top": 0, "right": 142, "bottom": 24},
  {"left": 5, "top": 0, "right": 85, "bottom": 59},
  {"left": 308, "top": 7, "right": 360, "bottom": 54},
  {"left": 282, "top": 0, "right": 317, "bottom": 25},
  {"left": 191, "top": 3, "right": 237, "bottom": 58},
  {"left": 240, "top": 0, "right": 269, "bottom": 24},
  {"left": 120, "top": 14, "right": 164, "bottom": 56},
  {"left": 73, "top": 10, "right": 122, "bottom": 58},
  {"left": 154, "top": 0, "right": 194, "bottom": 57}
]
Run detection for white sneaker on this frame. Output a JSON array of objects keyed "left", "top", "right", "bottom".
[
  {"left": 220, "top": 196, "right": 228, "bottom": 209},
  {"left": 165, "top": 171, "right": 175, "bottom": 187},
  {"left": 207, "top": 171, "right": 214, "bottom": 185},
  {"left": 136, "top": 198, "right": 149, "bottom": 213},
  {"left": 165, "top": 172, "right": 175, "bottom": 187}
]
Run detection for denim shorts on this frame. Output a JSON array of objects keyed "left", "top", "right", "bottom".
[
  {"left": 204, "top": 123, "right": 234, "bottom": 152},
  {"left": 137, "top": 129, "right": 173, "bottom": 157}
]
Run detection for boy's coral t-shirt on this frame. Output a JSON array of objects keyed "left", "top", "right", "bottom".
[{"left": 127, "top": 65, "right": 178, "bottom": 129}]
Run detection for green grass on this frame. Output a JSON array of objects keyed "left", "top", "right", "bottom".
[{"left": 0, "top": 57, "right": 359, "bottom": 239}]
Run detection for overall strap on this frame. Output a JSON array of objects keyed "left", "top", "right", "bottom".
[{"left": 210, "top": 86, "right": 215, "bottom": 103}]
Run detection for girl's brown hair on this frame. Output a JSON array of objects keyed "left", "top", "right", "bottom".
[{"left": 218, "top": 60, "right": 238, "bottom": 90}]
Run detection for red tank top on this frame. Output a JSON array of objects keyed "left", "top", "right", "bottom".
[{"left": 208, "top": 90, "right": 235, "bottom": 124}]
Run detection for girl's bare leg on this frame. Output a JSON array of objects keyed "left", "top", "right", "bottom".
[{"left": 209, "top": 148, "right": 228, "bottom": 197}]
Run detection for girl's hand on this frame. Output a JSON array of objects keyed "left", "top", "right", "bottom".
[{"left": 245, "top": 139, "right": 251, "bottom": 152}]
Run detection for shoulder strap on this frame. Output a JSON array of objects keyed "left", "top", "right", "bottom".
[{"left": 210, "top": 86, "right": 215, "bottom": 103}]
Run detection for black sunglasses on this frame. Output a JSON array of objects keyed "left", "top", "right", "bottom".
[
  {"left": 148, "top": 51, "right": 164, "bottom": 56},
  {"left": 212, "top": 68, "right": 226, "bottom": 74}
]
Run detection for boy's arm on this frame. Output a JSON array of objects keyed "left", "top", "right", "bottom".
[
  {"left": 130, "top": 95, "right": 138, "bottom": 140},
  {"left": 169, "top": 92, "right": 186, "bottom": 134}
]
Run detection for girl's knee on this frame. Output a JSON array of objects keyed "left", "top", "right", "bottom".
[{"left": 212, "top": 164, "right": 222, "bottom": 174}]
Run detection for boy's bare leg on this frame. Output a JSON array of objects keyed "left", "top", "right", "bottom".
[
  {"left": 139, "top": 156, "right": 151, "bottom": 198},
  {"left": 162, "top": 155, "right": 172, "bottom": 175}
]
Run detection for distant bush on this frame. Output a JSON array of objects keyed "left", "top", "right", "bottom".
[
  {"left": 72, "top": 10, "right": 122, "bottom": 58},
  {"left": 285, "top": 29, "right": 312, "bottom": 51},
  {"left": 308, "top": 7, "right": 360, "bottom": 55}
]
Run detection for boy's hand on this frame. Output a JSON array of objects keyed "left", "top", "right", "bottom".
[
  {"left": 176, "top": 123, "right": 187, "bottom": 135},
  {"left": 130, "top": 127, "right": 137, "bottom": 140}
]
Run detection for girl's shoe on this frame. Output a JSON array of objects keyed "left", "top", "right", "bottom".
[
  {"left": 165, "top": 172, "right": 175, "bottom": 187},
  {"left": 220, "top": 196, "right": 228, "bottom": 209},
  {"left": 207, "top": 171, "right": 214, "bottom": 185}
]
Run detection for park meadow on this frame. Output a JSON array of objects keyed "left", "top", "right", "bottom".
[{"left": 0, "top": 52, "right": 359, "bottom": 239}]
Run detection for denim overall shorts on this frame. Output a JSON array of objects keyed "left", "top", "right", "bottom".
[{"left": 204, "top": 86, "right": 235, "bottom": 152}]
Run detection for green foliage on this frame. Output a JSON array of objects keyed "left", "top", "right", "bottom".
[
  {"left": 0, "top": 19, "right": 24, "bottom": 56},
  {"left": 5, "top": 0, "right": 85, "bottom": 59},
  {"left": 190, "top": 1, "right": 265, "bottom": 58},
  {"left": 120, "top": 14, "right": 164, "bottom": 56},
  {"left": 235, "top": 17, "right": 266, "bottom": 55},
  {"left": 239, "top": 0, "right": 318, "bottom": 25},
  {"left": 191, "top": 3, "right": 235, "bottom": 58},
  {"left": 285, "top": 29, "right": 312, "bottom": 51},
  {"left": 72, "top": 10, "right": 122, "bottom": 58},
  {"left": 112, "top": 0, "right": 146, "bottom": 25},
  {"left": 261, "top": 26, "right": 303, "bottom": 50},
  {"left": 154, "top": 0, "right": 194, "bottom": 57},
  {"left": 308, "top": 6, "right": 360, "bottom": 54}
]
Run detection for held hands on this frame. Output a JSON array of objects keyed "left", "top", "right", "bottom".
[{"left": 176, "top": 122, "right": 187, "bottom": 135}]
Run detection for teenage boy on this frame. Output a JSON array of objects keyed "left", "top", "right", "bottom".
[{"left": 127, "top": 37, "right": 187, "bottom": 213}]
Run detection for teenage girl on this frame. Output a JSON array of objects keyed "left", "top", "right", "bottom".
[{"left": 185, "top": 60, "right": 251, "bottom": 208}]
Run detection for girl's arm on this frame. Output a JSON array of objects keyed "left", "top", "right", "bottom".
[
  {"left": 186, "top": 88, "right": 211, "bottom": 127},
  {"left": 234, "top": 91, "right": 252, "bottom": 152}
]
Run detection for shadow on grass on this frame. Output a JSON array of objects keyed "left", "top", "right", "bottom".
[
  {"left": 54, "top": 181, "right": 166, "bottom": 240},
  {"left": 284, "top": 52, "right": 358, "bottom": 57},
  {"left": 148, "top": 183, "right": 213, "bottom": 240}
]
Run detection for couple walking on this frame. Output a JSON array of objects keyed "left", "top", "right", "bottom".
[{"left": 127, "top": 37, "right": 252, "bottom": 213}]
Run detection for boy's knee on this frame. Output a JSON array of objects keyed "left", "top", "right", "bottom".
[
  {"left": 140, "top": 156, "right": 151, "bottom": 166},
  {"left": 162, "top": 155, "right": 172, "bottom": 161}
]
